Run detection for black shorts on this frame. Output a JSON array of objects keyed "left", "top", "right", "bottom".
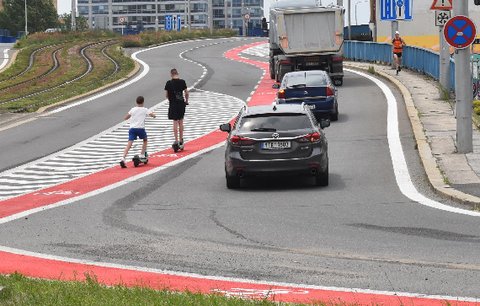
[
  {"left": 168, "top": 103, "right": 185, "bottom": 120},
  {"left": 393, "top": 52, "right": 402, "bottom": 58}
]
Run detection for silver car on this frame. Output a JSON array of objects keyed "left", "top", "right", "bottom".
[{"left": 219, "top": 103, "right": 330, "bottom": 189}]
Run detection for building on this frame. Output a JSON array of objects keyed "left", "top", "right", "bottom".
[{"left": 77, "top": 0, "right": 263, "bottom": 34}]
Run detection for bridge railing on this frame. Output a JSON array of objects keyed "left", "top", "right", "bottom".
[{"left": 344, "top": 41, "right": 455, "bottom": 91}]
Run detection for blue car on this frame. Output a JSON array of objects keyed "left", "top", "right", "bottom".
[{"left": 276, "top": 70, "right": 339, "bottom": 121}]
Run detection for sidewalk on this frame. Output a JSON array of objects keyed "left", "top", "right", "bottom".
[{"left": 346, "top": 61, "right": 480, "bottom": 208}]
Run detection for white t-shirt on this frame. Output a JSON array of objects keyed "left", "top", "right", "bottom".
[{"left": 128, "top": 106, "right": 149, "bottom": 128}]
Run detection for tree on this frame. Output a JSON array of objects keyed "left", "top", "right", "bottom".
[
  {"left": 0, "top": 0, "right": 58, "bottom": 36},
  {"left": 59, "top": 13, "right": 89, "bottom": 32}
]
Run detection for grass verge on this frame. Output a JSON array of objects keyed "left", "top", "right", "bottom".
[{"left": 0, "top": 273, "right": 322, "bottom": 306}]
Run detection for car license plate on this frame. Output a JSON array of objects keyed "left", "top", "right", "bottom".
[
  {"left": 307, "top": 104, "right": 316, "bottom": 109},
  {"left": 262, "top": 141, "right": 291, "bottom": 150}
]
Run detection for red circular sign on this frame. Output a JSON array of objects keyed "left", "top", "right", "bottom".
[{"left": 443, "top": 15, "right": 477, "bottom": 49}]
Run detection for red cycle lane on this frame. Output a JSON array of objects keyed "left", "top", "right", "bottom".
[{"left": 0, "top": 40, "right": 477, "bottom": 306}]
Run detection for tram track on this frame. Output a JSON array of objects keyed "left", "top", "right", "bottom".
[{"left": 0, "top": 40, "right": 122, "bottom": 111}]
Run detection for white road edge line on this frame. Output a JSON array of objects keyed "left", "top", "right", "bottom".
[
  {"left": 0, "top": 243, "right": 477, "bottom": 302},
  {"left": 346, "top": 68, "right": 480, "bottom": 217},
  {"left": 0, "top": 49, "right": 9, "bottom": 70}
]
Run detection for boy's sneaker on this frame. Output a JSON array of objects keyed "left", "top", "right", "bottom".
[{"left": 119, "top": 159, "right": 127, "bottom": 168}]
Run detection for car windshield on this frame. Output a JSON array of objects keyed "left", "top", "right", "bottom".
[
  {"left": 284, "top": 73, "right": 329, "bottom": 88},
  {"left": 238, "top": 113, "right": 312, "bottom": 132}
]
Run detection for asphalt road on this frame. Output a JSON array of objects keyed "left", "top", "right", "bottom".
[{"left": 0, "top": 38, "right": 480, "bottom": 298}]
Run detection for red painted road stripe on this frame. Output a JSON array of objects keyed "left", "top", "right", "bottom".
[{"left": 0, "top": 40, "right": 478, "bottom": 305}]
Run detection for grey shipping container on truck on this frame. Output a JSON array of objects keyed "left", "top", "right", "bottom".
[{"left": 269, "top": 0, "right": 345, "bottom": 85}]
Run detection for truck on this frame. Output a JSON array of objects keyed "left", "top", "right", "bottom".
[{"left": 269, "top": 0, "right": 345, "bottom": 85}]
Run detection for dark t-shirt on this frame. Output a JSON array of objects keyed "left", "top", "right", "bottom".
[{"left": 164, "top": 78, "right": 187, "bottom": 103}]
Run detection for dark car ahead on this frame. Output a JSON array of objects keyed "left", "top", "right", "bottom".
[
  {"left": 276, "top": 70, "right": 339, "bottom": 121},
  {"left": 219, "top": 103, "right": 330, "bottom": 189}
]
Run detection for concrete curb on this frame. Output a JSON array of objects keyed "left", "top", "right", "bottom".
[{"left": 346, "top": 62, "right": 480, "bottom": 209}]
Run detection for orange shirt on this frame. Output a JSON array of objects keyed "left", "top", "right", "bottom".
[{"left": 392, "top": 37, "right": 404, "bottom": 53}]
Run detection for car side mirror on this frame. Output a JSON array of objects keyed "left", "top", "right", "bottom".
[
  {"left": 219, "top": 123, "right": 231, "bottom": 132},
  {"left": 272, "top": 83, "right": 280, "bottom": 89},
  {"left": 319, "top": 119, "right": 330, "bottom": 129}
]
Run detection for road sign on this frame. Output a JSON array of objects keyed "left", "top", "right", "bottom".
[
  {"left": 118, "top": 16, "right": 126, "bottom": 24},
  {"left": 244, "top": 14, "right": 250, "bottom": 20},
  {"left": 444, "top": 15, "right": 477, "bottom": 49},
  {"left": 380, "top": 0, "right": 413, "bottom": 21},
  {"left": 165, "top": 15, "right": 173, "bottom": 31},
  {"left": 430, "top": 0, "right": 453, "bottom": 11},
  {"left": 435, "top": 10, "right": 451, "bottom": 26},
  {"left": 172, "top": 15, "right": 182, "bottom": 31}
]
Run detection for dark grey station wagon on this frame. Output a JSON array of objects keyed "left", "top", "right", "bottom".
[{"left": 219, "top": 103, "right": 330, "bottom": 189}]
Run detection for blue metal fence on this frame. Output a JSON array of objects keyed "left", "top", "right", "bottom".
[{"left": 345, "top": 41, "right": 455, "bottom": 91}]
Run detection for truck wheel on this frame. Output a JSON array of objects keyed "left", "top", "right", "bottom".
[
  {"left": 276, "top": 65, "right": 291, "bottom": 82},
  {"left": 334, "top": 78, "right": 343, "bottom": 86},
  {"left": 269, "top": 62, "right": 275, "bottom": 79}
]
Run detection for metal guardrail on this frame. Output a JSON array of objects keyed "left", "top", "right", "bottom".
[{"left": 345, "top": 41, "right": 456, "bottom": 91}]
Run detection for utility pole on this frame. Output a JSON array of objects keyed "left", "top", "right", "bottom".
[
  {"left": 347, "top": 0, "right": 351, "bottom": 40},
  {"left": 369, "top": 0, "right": 376, "bottom": 42},
  {"left": 242, "top": 0, "right": 246, "bottom": 36},
  {"left": 454, "top": 1, "right": 473, "bottom": 153},
  {"left": 208, "top": 0, "right": 213, "bottom": 33},
  {"left": 24, "top": 0, "right": 27, "bottom": 36},
  {"left": 71, "top": 0, "right": 77, "bottom": 31}
]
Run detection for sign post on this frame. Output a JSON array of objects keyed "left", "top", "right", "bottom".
[
  {"left": 446, "top": 4, "right": 475, "bottom": 153},
  {"left": 431, "top": 0, "right": 452, "bottom": 92}
]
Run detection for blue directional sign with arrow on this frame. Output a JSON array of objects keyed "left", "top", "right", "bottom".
[
  {"left": 381, "top": 0, "right": 413, "bottom": 21},
  {"left": 444, "top": 15, "right": 477, "bottom": 49}
]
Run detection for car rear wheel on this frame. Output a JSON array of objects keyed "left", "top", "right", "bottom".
[
  {"left": 315, "top": 165, "right": 329, "bottom": 186},
  {"left": 331, "top": 105, "right": 339, "bottom": 121},
  {"left": 226, "top": 174, "right": 241, "bottom": 189}
]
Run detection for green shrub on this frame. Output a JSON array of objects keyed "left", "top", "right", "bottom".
[
  {"left": 474, "top": 106, "right": 480, "bottom": 115},
  {"left": 473, "top": 100, "right": 480, "bottom": 108}
]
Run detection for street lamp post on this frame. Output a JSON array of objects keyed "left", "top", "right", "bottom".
[{"left": 24, "top": 0, "right": 27, "bottom": 36}]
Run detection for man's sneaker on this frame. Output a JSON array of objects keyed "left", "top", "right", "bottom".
[
  {"left": 119, "top": 160, "right": 127, "bottom": 168},
  {"left": 179, "top": 140, "right": 184, "bottom": 150}
]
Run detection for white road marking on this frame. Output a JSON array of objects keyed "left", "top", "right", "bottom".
[
  {"left": 0, "top": 49, "right": 9, "bottom": 70},
  {"left": 0, "top": 244, "right": 477, "bottom": 303}
]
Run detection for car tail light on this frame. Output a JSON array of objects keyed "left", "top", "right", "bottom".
[
  {"left": 230, "top": 135, "right": 256, "bottom": 146},
  {"left": 332, "top": 55, "right": 343, "bottom": 62},
  {"left": 277, "top": 89, "right": 286, "bottom": 99},
  {"left": 326, "top": 86, "right": 335, "bottom": 96},
  {"left": 298, "top": 132, "right": 321, "bottom": 143}
]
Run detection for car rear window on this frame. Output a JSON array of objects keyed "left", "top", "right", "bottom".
[
  {"left": 238, "top": 113, "right": 312, "bottom": 132},
  {"left": 284, "top": 73, "right": 328, "bottom": 88}
]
